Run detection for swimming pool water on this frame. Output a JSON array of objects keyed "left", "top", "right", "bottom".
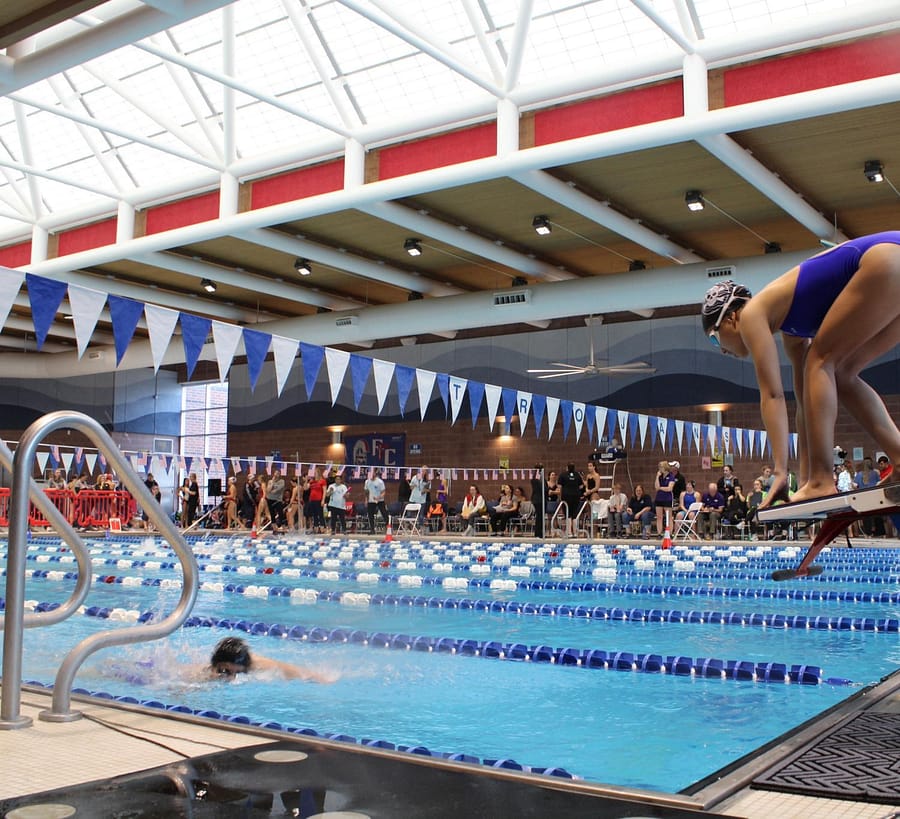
[{"left": 4, "top": 534, "right": 900, "bottom": 792}]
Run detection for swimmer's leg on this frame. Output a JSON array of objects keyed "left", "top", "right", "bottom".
[{"left": 792, "top": 244, "right": 900, "bottom": 503}]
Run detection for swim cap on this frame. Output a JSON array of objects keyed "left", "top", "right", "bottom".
[
  {"left": 701, "top": 281, "right": 752, "bottom": 333},
  {"left": 211, "top": 637, "right": 251, "bottom": 669}
]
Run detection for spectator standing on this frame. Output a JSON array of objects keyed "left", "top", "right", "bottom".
[
  {"left": 558, "top": 463, "right": 585, "bottom": 536},
  {"left": 266, "top": 469, "right": 285, "bottom": 530},
  {"left": 186, "top": 472, "right": 200, "bottom": 526},
  {"left": 653, "top": 460, "right": 676, "bottom": 536},
  {"left": 306, "top": 467, "right": 327, "bottom": 533},
  {"left": 364, "top": 469, "right": 388, "bottom": 533},
  {"left": 325, "top": 473, "right": 349, "bottom": 534}
]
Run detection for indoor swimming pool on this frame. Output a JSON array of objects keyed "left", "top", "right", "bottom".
[{"left": 4, "top": 533, "right": 900, "bottom": 793}]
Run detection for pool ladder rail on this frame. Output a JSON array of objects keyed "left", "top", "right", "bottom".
[{"left": 0, "top": 410, "right": 199, "bottom": 729}]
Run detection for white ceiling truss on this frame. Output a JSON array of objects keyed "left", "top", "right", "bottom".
[{"left": 0, "top": 0, "right": 896, "bottom": 371}]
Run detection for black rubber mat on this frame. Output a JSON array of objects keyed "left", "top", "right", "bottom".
[{"left": 753, "top": 712, "right": 900, "bottom": 804}]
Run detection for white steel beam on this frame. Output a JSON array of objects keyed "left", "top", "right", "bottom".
[
  {"left": 338, "top": 0, "right": 505, "bottom": 99},
  {"left": 360, "top": 201, "right": 575, "bottom": 282},
  {"left": 236, "top": 227, "right": 464, "bottom": 298},
  {"left": 460, "top": 0, "right": 505, "bottom": 85},
  {"left": 631, "top": 0, "right": 696, "bottom": 54},
  {"left": 0, "top": 154, "right": 119, "bottom": 200},
  {"left": 503, "top": 0, "right": 534, "bottom": 93},
  {"left": 12, "top": 102, "right": 43, "bottom": 219},
  {"left": 221, "top": 4, "right": 236, "bottom": 166},
  {"left": 511, "top": 170, "right": 703, "bottom": 264}
]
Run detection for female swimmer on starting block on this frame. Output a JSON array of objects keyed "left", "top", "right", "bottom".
[{"left": 701, "top": 231, "right": 900, "bottom": 509}]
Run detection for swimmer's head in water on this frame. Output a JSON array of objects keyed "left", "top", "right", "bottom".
[
  {"left": 701, "top": 281, "right": 752, "bottom": 345},
  {"left": 211, "top": 636, "right": 252, "bottom": 678}
]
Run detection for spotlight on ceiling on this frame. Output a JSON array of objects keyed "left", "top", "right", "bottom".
[
  {"left": 685, "top": 190, "right": 705, "bottom": 211},
  {"left": 532, "top": 215, "right": 551, "bottom": 235},
  {"left": 404, "top": 238, "right": 422, "bottom": 256},
  {"left": 294, "top": 257, "right": 312, "bottom": 276},
  {"left": 511, "top": 275, "right": 528, "bottom": 287},
  {"left": 629, "top": 260, "right": 646, "bottom": 271},
  {"left": 201, "top": 279, "right": 217, "bottom": 293},
  {"left": 408, "top": 291, "right": 423, "bottom": 301},
  {"left": 764, "top": 242, "right": 782, "bottom": 254},
  {"left": 864, "top": 160, "right": 884, "bottom": 183}
]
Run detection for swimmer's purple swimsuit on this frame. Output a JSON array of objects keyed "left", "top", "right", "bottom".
[{"left": 780, "top": 231, "right": 900, "bottom": 337}]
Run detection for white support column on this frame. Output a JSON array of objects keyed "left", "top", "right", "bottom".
[
  {"left": 219, "top": 172, "right": 239, "bottom": 218},
  {"left": 30, "top": 226, "right": 48, "bottom": 264},
  {"left": 221, "top": 4, "right": 236, "bottom": 167},
  {"left": 682, "top": 53, "right": 708, "bottom": 118},
  {"left": 496, "top": 98, "right": 519, "bottom": 157},
  {"left": 344, "top": 139, "right": 366, "bottom": 188},
  {"left": 116, "top": 200, "right": 135, "bottom": 243}
]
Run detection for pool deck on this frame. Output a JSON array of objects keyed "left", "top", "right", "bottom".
[{"left": 2, "top": 533, "right": 899, "bottom": 817}]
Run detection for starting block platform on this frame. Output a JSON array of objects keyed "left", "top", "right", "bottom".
[{"left": 758, "top": 484, "right": 900, "bottom": 581}]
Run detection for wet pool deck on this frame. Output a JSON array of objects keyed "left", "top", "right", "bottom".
[{"left": 2, "top": 533, "right": 899, "bottom": 817}]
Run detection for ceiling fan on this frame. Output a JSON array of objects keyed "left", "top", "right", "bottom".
[{"left": 527, "top": 316, "right": 656, "bottom": 380}]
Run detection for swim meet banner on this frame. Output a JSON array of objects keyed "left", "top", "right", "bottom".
[{"left": 343, "top": 433, "right": 406, "bottom": 468}]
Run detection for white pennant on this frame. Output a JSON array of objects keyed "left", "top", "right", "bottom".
[
  {"left": 144, "top": 303, "right": 179, "bottom": 373},
  {"left": 722, "top": 427, "right": 731, "bottom": 453},
  {"left": 325, "top": 348, "right": 351, "bottom": 405},
  {"left": 448, "top": 376, "right": 467, "bottom": 425},
  {"left": 735, "top": 428, "right": 743, "bottom": 456},
  {"left": 61, "top": 452, "right": 73, "bottom": 472},
  {"left": 637, "top": 413, "right": 648, "bottom": 450},
  {"left": 675, "top": 420, "right": 684, "bottom": 452},
  {"left": 617, "top": 410, "right": 629, "bottom": 445},
  {"left": 692, "top": 422, "right": 701, "bottom": 453},
  {"left": 657, "top": 417, "right": 668, "bottom": 449},
  {"left": 415, "top": 368, "right": 437, "bottom": 420},
  {"left": 760, "top": 430, "right": 768, "bottom": 456},
  {"left": 484, "top": 384, "right": 502, "bottom": 431},
  {"left": 66, "top": 283, "right": 107, "bottom": 359},
  {"left": 573, "top": 402, "right": 585, "bottom": 443},
  {"left": 595, "top": 406, "right": 608, "bottom": 442},
  {"left": 545, "top": 396, "right": 560, "bottom": 440},
  {"left": 373, "top": 359, "right": 395, "bottom": 413},
  {"left": 271, "top": 336, "right": 298, "bottom": 397},
  {"left": 0, "top": 268, "right": 24, "bottom": 333},
  {"left": 212, "top": 321, "right": 243, "bottom": 382},
  {"left": 85, "top": 453, "right": 97, "bottom": 475},
  {"left": 707, "top": 424, "right": 717, "bottom": 454},
  {"left": 36, "top": 451, "right": 49, "bottom": 475},
  {"left": 516, "top": 391, "right": 532, "bottom": 437},
  {"left": 790, "top": 432, "right": 798, "bottom": 458}
]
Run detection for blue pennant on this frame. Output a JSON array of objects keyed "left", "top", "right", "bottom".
[
  {"left": 395, "top": 365, "right": 414, "bottom": 416},
  {"left": 531, "top": 394, "right": 546, "bottom": 437},
  {"left": 560, "top": 400, "right": 573, "bottom": 440},
  {"left": 243, "top": 328, "right": 271, "bottom": 392},
  {"left": 107, "top": 295, "right": 145, "bottom": 364},
  {"left": 467, "top": 381, "right": 485, "bottom": 429},
  {"left": 180, "top": 313, "right": 211, "bottom": 380},
  {"left": 349, "top": 354, "right": 373, "bottom": 410},
  {"left": 299, "top": 343, "right": 324, "bottom": 400},
  {"left": 436, "top": 373, "right": 449, "bottom": 416},
  {"left": 26, "top": 274, "right": 69, "bottom": 350}
]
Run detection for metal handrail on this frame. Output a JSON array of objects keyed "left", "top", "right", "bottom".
[
  {"left": 0, "top": 411, "right": 198, "bottom": 728},
  {"left": 0, "top": 438, "right": 93, "bottom": 631}
]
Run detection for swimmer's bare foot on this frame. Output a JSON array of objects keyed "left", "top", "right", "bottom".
[{"left": 789, "top": 482, "right": 838, "bottom": 504}]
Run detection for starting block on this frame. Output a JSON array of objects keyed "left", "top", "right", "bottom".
[{"left": 758, "top": 484, "right": 900, "bottom": 580}]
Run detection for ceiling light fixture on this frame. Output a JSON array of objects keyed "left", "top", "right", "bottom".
[
  {"left": 404, "top": 238, "right": 422, "bottom": 256},
  {"left": 628, "top": 260, "right": 646, "bottom": 271},
  {"left": 294, "top": 257, "right": 312, "bottom": 276},
  {"left": 407, "top": 291, "right": 423, "bottom": 301},
  {"left": 201, "top": 279, "right": 217, "bottom": 293},
  {"left": 686, "top": 189, "right": 782, "bottom": 255},
  {"left": 532, "top": 215, "right": 552, "bottom": 235},
  {"left": 864, "top": 160, "right": 884, "bottom": 183},
  {"left": 684, "top": 190, "right": 705, "bottom": 211},
  {"left": 511, "top": 275, "right": 528, "bottom": 287}
]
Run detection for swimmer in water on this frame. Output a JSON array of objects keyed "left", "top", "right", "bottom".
[
  {"left": 700, "top": 231, "right": 900, "bottom": 508},
  {"left": 209, "top": 636, "right": 336, "bottom": 683}
]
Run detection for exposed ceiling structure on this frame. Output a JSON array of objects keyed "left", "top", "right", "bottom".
[{"left": 0, "top": 0, "right": 898, "bottom": 373}]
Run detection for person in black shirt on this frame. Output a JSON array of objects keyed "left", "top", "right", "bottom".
[{"left": 558, "top": 463, "right": 585, "bottom": 536}]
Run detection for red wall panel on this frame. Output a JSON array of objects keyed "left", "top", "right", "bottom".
[
  {"left": 56, "top": 219, "right": 117, "bottom": 257},
  {"left": 145, "top": 191, "right": 220, "bottom": 235},
  {"left": 378, "top": 124, "right": 497, "bottom": 180},
  {"left": 0, "top": 242, "right": 31, "bottom": 268},
  {"left": 250, "top": 160, "right": 345, "bottom": 209}
]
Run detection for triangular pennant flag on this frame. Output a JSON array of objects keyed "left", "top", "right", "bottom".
[
  {"left": 349, "top": 353, "right": 373, "bottom": 410},
  {"left": 790, "top": 432, "right": 798, "bottom": 458},
  {"left": 560, "top": 400, "right": 574, "bottom": 440},
  {"left": 627, "top": 413, "right": 639, "bottom": 449},
  {"left": 108, "top": 294, "right": 145, "bottom": 364},
  {"left": 531, "top": 393, "right": 545, "bottom": 437},
  {"left": 484, "top": 384, "right": 502, "bottom": 432},
  {"left": 67, "top": 283, "right": 107, "bottom": 359},
  {"left": 516, "top": 391, "right": 532, "bottom": 437},
  {"left": 0, "top": 267, "right": 24, "bottom": 333},
  {"left": 467, "top": 380, "right": 485, "bottom": 429},
  {"left": 617, "top": 410, "right": 629, "bottom": 446},
  {"left": 144, "top": 303, "right": 179, "bottom": 373},
  {"left": 415, "top": 368, "right": 437, "bottom": 420},
  {"left": 85, "top": 453, "right": 97, "bottom": 475},
  {"left": 299, "top": 342, "right": 325, "bottom": 400},
  {"left": 373, "top": 359, "right": 396, "bottom": 414},
  {"left": 585, "top": 405, "right": 596, "bottom": 444},
  {"left": 760, "top": 430, "right": 768, "bottom": 456},
  {"left": 706, "top": 424, "right": 717, "bottom": 455},
  {"left": 61, "top": 451, "right": 73, "bottom": 472},
  {"left": 243, "top": 327, "right": 272, "bottom": 392},
  {"left": 26, "top": 273, "right": 68, "bottom": 350},
  {"left": 211, "top": 320, "right": 242, "bottom": 382},
  {"left": 735, "top": 428, "right": 744, "bottom": 456},
  {"left": 325, "top": 347, "right": 351, "bottom": 406},
  {"left": 546, "top": 396, "right": 560, "bottom": 440},
  {"left": 650, "top": 416, "right": 659, "bottom": 450},
  {"left": 501, "top": 388, "right": 517, "bottom": 433},
  {"left": 449, "top": 376, "right": 467, "bottom": 425},
  {"left": 572, "top": 401, "right": 585, "bottom": 443},
  {"left": 36, "top": 450, "right": 50, "bottom": 474},
  {"left": 638, "top": 413, "right": 649, "bottom": 450},
  {"left": 595, "top": 406, "right": 608, "bottom": 443},
  {"left": 692, "top": 422, "right": 702, "bottom": 453},
  {"left": 607, "top": 410, "right": 617, "bottom": 443},
  {"left": 271, "top": 336, "right": 299, "bottom": 397},
  {"left": 180, "top": 312, "right": 212, "bottom": 380},
  {"left": 395, "top": 365, "right": 415, "bottom": 416},
  {"left": 721, "top": 426, "right": 731, "bottom": 454},
  {"left": 436, "top": 373, "right": 449, "bottom": 417},
  {"left": 675, "top": 419, "right": 684, "bottom": 452}
]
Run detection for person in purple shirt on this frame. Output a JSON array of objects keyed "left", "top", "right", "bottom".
[{"left": 699, "top": 482, "right": 725, "bottom": 540}]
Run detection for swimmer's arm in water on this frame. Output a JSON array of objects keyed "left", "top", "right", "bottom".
[
  {"left": 252, "top": 655, "right": 338, "bottom": 683},
  {"left": 740, "top": 301, "right": 791, "bottom": 507}
]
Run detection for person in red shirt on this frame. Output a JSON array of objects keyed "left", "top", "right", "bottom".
[{"left": 306, "top": 466, "right": 327, "bottom": 533}]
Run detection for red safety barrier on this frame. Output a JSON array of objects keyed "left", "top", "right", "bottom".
[
  {"left": 4, "top": 488, "right": 137, "bottom": 530},
  {"left": 29, "top": 489, "right": 73, "bottom": 528}
]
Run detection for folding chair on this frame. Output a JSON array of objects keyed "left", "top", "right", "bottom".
[
  {"left": 394, "top": 502, "right": 422, "bottom": 535},
  {"left": 509, "top": 501, "right": 535, "bottom": 535},
  {"left": 673, "top": 502, "right": 703, "bottom": 542}
]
